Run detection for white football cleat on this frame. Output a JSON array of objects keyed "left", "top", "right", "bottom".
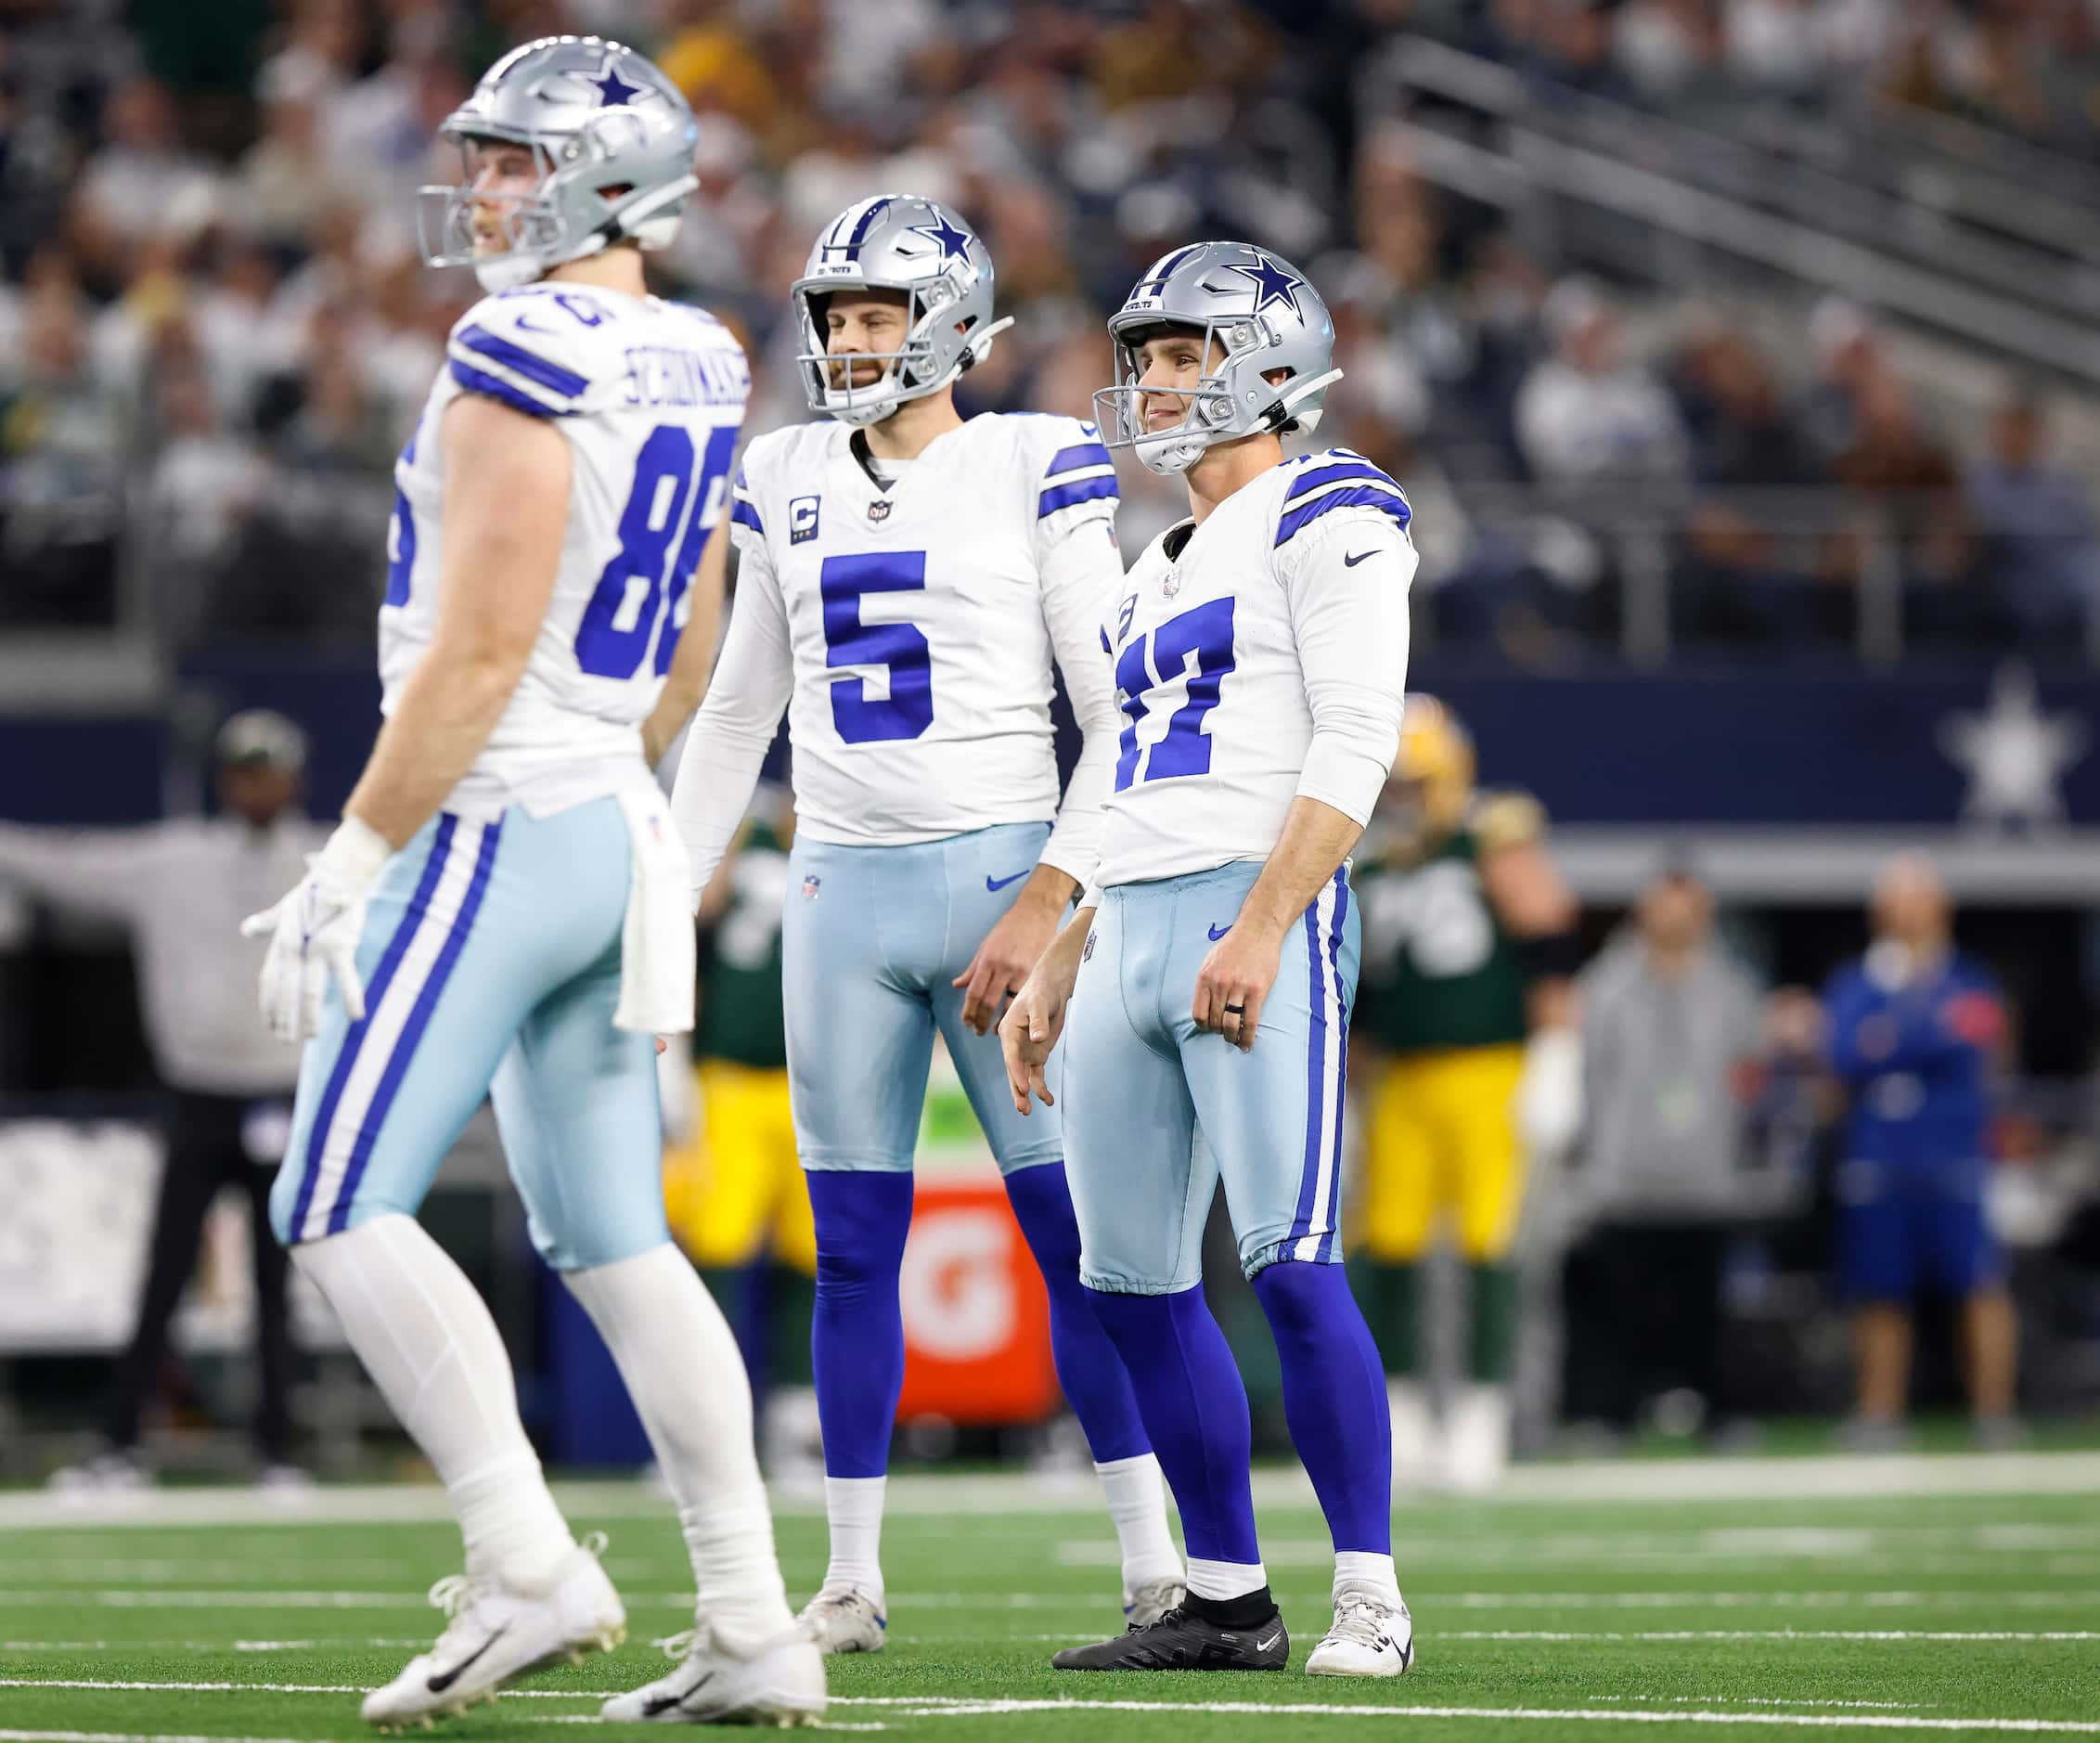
[
  {"left": 793, "top": 1587, "right": 886, "bottom": 1655},
  {"left": 1443, "top": 1382, "right": 1512, "bottom": 1493},
  {"left": 360, "top": 1539, "right": 625, "bottom": 1729},
  {"left": 1124, "top": 1575, "right": 1187, "bottom": 1630},
  {"left": 599, "top": 1624, "right": 825, "bottom": 1725},
  {"left": 48, "top": 1449, "right": 151, "bottom": 1501},
  {"left": 1386, "top": 1378, "right": 1440, "bottom": 1492},
  {"left": 1307, "top": 1583, "right": 1415, "bottom": 1678}
]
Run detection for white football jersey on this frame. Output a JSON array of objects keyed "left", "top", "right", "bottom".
[
  {"left": 384, "top": 282, "right": 749, "bottom": 819},
  {"left": 671, "top": 413, "right": 1124, "bottom": 897},
  {"left": 1090, "top": 447, "right": 1417, "bottom": 894}
]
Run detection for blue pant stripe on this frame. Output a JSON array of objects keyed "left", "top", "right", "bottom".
[
  {"left": 1315, "top": 869, "right": 1350, "bottom": 1262},
  {"left": 325, "top": 819, "right": 501, "bottom": 1235},
  {"left": 289, "top": 817, "right": 457, "bottom": 1241}
]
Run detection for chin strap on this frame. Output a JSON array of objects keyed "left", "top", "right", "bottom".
[
  {"left": 959, "top": 315, "right": 1015, "bottom": 372},
  {"left": 1260, "top": 367, "right": 1345, "bottom": 433}
]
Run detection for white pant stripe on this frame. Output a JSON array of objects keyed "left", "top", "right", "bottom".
[
  {"left": 295, "top": 821, "right": 485, "bottom": 1242},
  {"left": 1293, "top": 877, "right": 1345, "bottom": 1263}
]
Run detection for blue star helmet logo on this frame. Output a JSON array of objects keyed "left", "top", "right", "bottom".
[
  {"left": 1222, "top": 252, "right": 1304, "bottom": 316},
  {"left": 908, "top": 213, "right": 974, "bottom": 268},
  {"left": 592, "top": 59, "right": 644, "bottom": 107}
]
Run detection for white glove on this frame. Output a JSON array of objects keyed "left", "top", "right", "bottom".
[
  {"left": 242, "top": 817, "right": 393, "bottom": 1045},
  {"left": 1515, "top": 1025, "right": 1584, "bottom": 1160}
]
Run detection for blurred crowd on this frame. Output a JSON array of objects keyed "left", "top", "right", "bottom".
[
  {"left": 1477, "top": 0, "right": 2100, "bottom": 150},
  {"left": 1, "top": 0, "right": 2097, "bottom": 661}
]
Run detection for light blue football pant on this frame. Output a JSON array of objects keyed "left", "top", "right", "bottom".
[
  {"left": 781, "top": 821, "right": 1063, "bottom": 1174},
  {"left": 1063, "top": 860, "right": 1360, "bottom": 1293},
  {"left": 269, "top": 798, "right": 668, "bottom": 1271}
]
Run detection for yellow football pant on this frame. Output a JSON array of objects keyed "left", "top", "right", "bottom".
[
  {"left": 1353, "top": 1043, "right": 1527, "bottom": 1263},
  {"left": 663, "top": 1059, "right": 818, "bottom": 1274}
]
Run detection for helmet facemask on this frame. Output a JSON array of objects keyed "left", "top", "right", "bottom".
[
  {"left": 419, "top": 120, "right": 696, "bottom": 293},
  {"left": 1094, "top": 315, "right": 1340, "bottom": 477},
  {"left": 793, "top": 276, "right": 990, "bottom": 428}
]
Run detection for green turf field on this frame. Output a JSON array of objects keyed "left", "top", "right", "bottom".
[{"left": 1, "top": 1455, "right": 2094, "bottom": 1740}]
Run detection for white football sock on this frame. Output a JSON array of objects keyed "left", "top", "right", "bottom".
[
  {"left": 1093, "top": 1453, "right": 1183, "bottom": 1593},
  {"left": 1185, "top": 1556, "right": 1268, "bottom": 1602},
  {"left": 1333, "top": 1549, "right": 1404, "bottom": 1606},
  {"left": 290, "top": 1215, "right": 573, "bottom": 1582},
  {"left": 561, "top": 1245, "right": 792, "bottom": 1652},
  {"left": 820, "top": 1475, "right": 886, "bottom": 1599}
]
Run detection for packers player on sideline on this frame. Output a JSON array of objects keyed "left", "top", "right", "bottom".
[
  {"left": 661, "top": 782, "right": 820, "bottom": 1475},
  {"left": 1351, "top": 695, "right": 1582, "bottom": 1491},
  {"left": 243, "top": 38, "right": 820, "bottom": 1727}
]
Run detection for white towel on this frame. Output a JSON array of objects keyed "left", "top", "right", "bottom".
[{"left": 613, "top": 787, "right": 696, "bottom": 1036}]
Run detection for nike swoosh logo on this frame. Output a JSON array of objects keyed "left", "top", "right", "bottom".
[
  {"left": 986, "top": 871, "right": 1029, "bottom": 892},
  {"left": 1257, "top": 1630, "right": 1283, "bottom": 1651},
  {"left": 644, "top": 1673, "right": 707, "bottom": 1717},
  {"left": 1344, "top": 549, "right": 1377, "bottom": 567},
  {"left": 1208, "top": 923, "right": 1232, "bottom": 940},
  {"left": 425, "top": 1625, "right": 508, "bottom": 1693}
]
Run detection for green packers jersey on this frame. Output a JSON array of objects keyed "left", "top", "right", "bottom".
[
  {"left": 694, "top": 820, "right": 788, "bottom": 1069},
  {"left": 1354, "top": 794, "right": 1540, "bottom": 1054}
]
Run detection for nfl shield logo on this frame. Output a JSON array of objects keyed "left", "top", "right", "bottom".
[
  {"left": 1161, "top": 569, "right": 1181, "bottom": 599},
  {"left": 869, "top": 498, "right": 892, "bottom": 523},
  {"left": 801, "top": 874, "right": 822, "bottom": 900}
]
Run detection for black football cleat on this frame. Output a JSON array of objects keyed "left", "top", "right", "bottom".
[{"left": 1051, "top": 1601, "right": 1290, "bottom": 1672}]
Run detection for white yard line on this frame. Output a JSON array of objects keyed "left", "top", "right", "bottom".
[
  {"left": 888, "top": 1629, "right": 2097, "bottom": 1646},
  {"left": 0, "top": 1731, "right": 310, "bottom": 1743},
  {"left": 818, "top": 1699, "right": 2100, "bottom": 1733},
  {"left": 1, "top": 1452, "right": 2096, "bottom": 1531},
  {"left": 1584, "top": 1698, "right": 1929, "bottom": 1711},
  {"left": 1055, "top": 1527, "right": 2100, "bottom": 1569},
  {"left": 0, "top": 1587, "right": 2092, "bottom": 1615},
  {"left": 6, "top": 1681, "right": 2094, "bottom": 1735},
  {"left": 1443, "top": 1630, "right": 2100, "bottom": 1644},
  {"left": 0, "top": 1679, "right": 592, "bottom": 1699}
]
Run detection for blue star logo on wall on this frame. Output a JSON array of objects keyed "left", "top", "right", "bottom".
[
  {"left": 909, "top": 213, "right": 974, "bottom": 267},
  {"left": 592, "top": 60, "right": 643, "bottom": 107},
  {"left": 1222, "top": 252, "right": 1304, "bottom": 316}
]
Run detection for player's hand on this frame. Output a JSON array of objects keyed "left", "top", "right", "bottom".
[
  {"left": 999, "top": 962, "right": 1073, "bottom": 1116},
  {"left": 241, "top": 818, "right": 392, "bottom": 1045},
  {"left": 1192, "top": 919, "right": 1284, "bottom": 1052},
  {"left": 955, "top": 885, "right": 1064, "bottom": 1036}
]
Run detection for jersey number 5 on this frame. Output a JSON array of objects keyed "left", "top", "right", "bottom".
[
  {"left": 573, "top": 422, "right": 739, "bottom": 680},
  {"left": 820, "top": 551, "right": 934, "bottom": 743},
  {"left": 1114, "top": 597, "right": 1235, "bottom": 790}
]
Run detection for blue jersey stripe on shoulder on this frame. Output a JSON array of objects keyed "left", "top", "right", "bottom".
[
  {"left": 1046, "top": 440, "right": 1113, "bottom": 477},
  {"left": 1275, "top": 483, "right": 1411, "bottom": 549},
  {"left": 1284, "top": 458, "right": 1398, "bottom": 504},
  {"left": 1039, "top": 474, "right": 1119, "bottom": 517},
  {"left": 455, "top": 324, "right": 587, "bottom": 399},
  {"left": 731, "top": 497, "right": 764, "bottom": 536},
  {"left": 448, "top": 359, "right": 568, "bottom": 418}
]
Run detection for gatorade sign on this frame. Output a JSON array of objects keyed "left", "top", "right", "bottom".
[{"left": 895, "top": 1041, "right": 1059, "bottom": 1425}]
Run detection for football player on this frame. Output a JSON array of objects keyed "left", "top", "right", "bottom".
[
  {"left": 1002, "top": 242, "right": 1416, "bottom": 1677},
  {"left": 664, "top": 195, "right": 1182, "bottom": 1660},
  {"left": 1351, "top": 696, "right": 1582, "bottom": 1491},
  {"left": 242, "top": 38, "right": 820, "bottom": 1728}
]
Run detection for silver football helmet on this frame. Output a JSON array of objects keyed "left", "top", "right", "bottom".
[
  {"left": 419, "top": 36, "right": 699, "bottom": 294},
  {"left": 791, "top": 195, "right": 1013, "bottom": 426},
  {"left": 1095, "top": 241, "right": 1343, "bottom": 476}
]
